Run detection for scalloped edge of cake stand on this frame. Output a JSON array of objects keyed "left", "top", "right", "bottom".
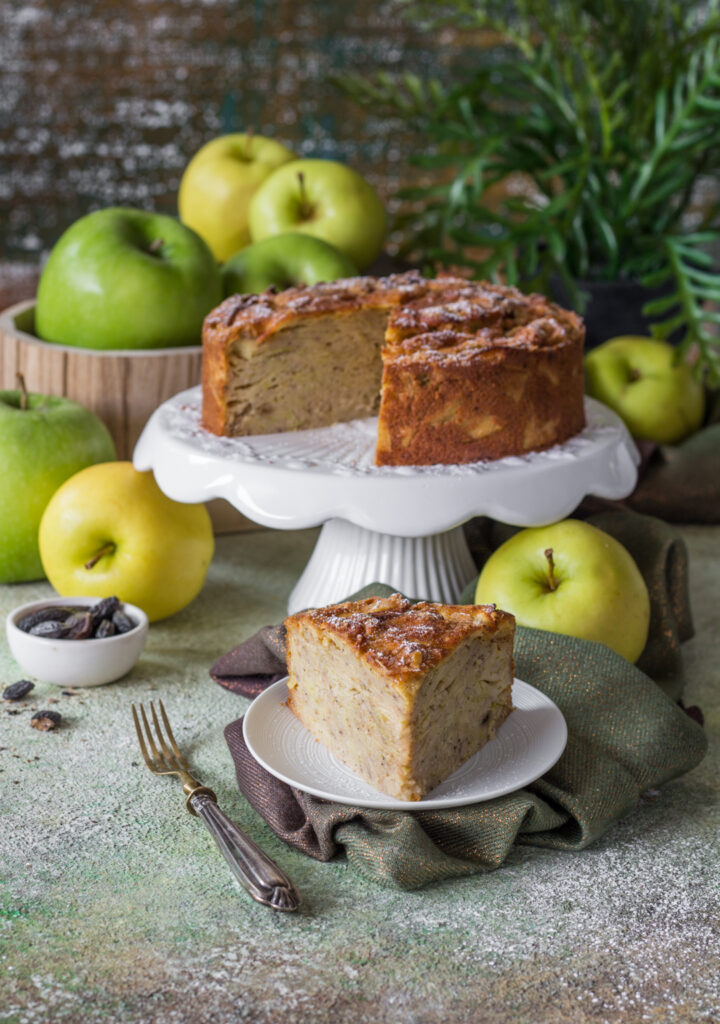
[
  {"left": 133, "top": 390, "right": 640, "bottom": 610},
  {"left": 133, "top": 391, "right": 640, "bottom": 536}
]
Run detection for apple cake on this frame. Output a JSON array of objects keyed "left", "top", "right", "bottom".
[
  {"left": 201, "top": 271, "right": 586, "bottom": 466},
  {"left": 284, "top": 593, "right": 516, "bottom": 802}
]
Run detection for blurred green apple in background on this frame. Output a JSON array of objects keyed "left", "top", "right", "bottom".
[
  {"left": 222, "top": 232, "right": 357, "bottom": 296},
  {"left": 179, "top": 133, "right": 296, "bottom": 261},
  {"left": 35, "top": 208, "right": 222, "bottom": 351},
  {"left": 249, "top": 158, "right": 387, "bottom": 270},
  {"left": 475, "top": 519, "right": 650, "bottom": 663},
  {"left": 0, "top": 382, "right": 116, "bottom": 583},
  {"left": 585, "top": 336, "right": 705, "bottom": 444},
  {"left": 39, "top": 462, "right": 214, "bottom": 622}
]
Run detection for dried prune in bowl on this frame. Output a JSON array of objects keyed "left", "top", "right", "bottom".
[
  {"left": 28, "top": 620, "right": 67, "bottom": 639},
  {"left": 6, "top": 597, "right": 149, "bottom": 687},
  {"left": 62, "top": 612, "right": 95, "bottom": 640},
  {"left": 89, "top": 596, "right": 121, "bottom": 628},
  {"left": 94, "top": 618, "right": 117, "bottom": 639},
  {"left": 112, "top": 609, "right": 136, "bottom": 634},
  {"left": 16, "top": 606, "right": 77, "bottom": 633},
  {"left": 15, "top": 596, "right": 138, "bottom": 641}
]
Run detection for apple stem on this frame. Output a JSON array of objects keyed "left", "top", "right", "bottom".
[
  {"left": 16, "top": 372, "right": 28, "bottom": 410},
  {"left": 544, "top": 548, "right": 558, "bottom": 591},
  {"left": 84, "top": 542, "right": 116, "bottom": 571},
  {"left": 243, "top": 127, "right": 254, "bottom": 159},
  {"left": 297, "top": 171, "right": 312, "bottom": 219},
  {"left": 148, "top": 238, "right": 165, "bottom": 255},
  {"left": 628, "top": 367, "right": 641, "bottom": 382}
]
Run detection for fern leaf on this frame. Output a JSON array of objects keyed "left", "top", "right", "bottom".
[{"left": 642, "top": 235, "right": 720, "bottom": 386}]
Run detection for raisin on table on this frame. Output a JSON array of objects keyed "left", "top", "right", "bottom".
[
  {"left": 30, "top": 710, "right": 62, "bottom": 731},
  {"left": 3, "top": 680, "right": 35, "bottom": 701}
]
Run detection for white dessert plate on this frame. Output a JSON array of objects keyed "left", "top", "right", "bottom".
[{"left": 243, "top": 677, "right": 567, "bottom": 810}]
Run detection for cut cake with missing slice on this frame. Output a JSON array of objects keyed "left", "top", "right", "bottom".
[
  {"left": 201, "top": 271, "right": 586, "bottom": 466},
  {"left": 284, "top": 594, "right": 515, "bottom": 802}
]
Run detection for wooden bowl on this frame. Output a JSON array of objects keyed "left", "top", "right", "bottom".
[
  {"left": 0, "top": 299, "right": 252, "bottom": 533},
  {"left": 0, "top": 299, "right": 203, "bottom": 459}
]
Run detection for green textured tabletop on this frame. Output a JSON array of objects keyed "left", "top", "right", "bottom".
[{"left": 1, "top": 526, "right": 718, "bottom": 1024}]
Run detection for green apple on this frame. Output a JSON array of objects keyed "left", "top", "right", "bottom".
[
  {"left": 0, "top": 383, "right": 116, "bottom": 584},
  {"left": 474, "top": 519, "right": 650, "bottom": 663},
  {"left": 222, "top": 232, "right": 357, "bottom": 296},
  {"left": 178, "top": 133, "right": 296, "bottom": 261},
  {"left": 585, "top": 336, "right": 705, "bottom": 444},
  {"left": 35, "top": 208, "right": 222, "bottom": 351},
  {"left": 248, "top": 158, "right": 387, "bottom": 270},
  {"left": 38, "top": 462, "right": 214, "bottom": 622}
]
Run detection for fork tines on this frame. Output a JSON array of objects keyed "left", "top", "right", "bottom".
[{"left": 132, "top": 699, "right": 190, "bottom": 775}]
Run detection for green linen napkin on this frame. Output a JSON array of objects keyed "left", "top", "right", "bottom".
[{"left": 220, "top": 511, "right": 706, "bottom": 890}]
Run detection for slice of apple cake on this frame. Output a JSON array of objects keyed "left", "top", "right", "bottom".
[{"left": 284, "top": 593, "right": 515, "bottom": 801}]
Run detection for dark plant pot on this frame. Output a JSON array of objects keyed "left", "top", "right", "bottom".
[{"left": 550, "top": 277, "right": 676, "bottom": 350}]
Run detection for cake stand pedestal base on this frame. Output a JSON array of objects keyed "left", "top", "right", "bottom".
[{"left": 288, "top": 519, "right": 477, "bottom": 613}]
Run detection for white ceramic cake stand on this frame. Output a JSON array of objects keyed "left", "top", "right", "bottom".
[{"left": 133, "top": 387, "right": 639, "bottom": 613}]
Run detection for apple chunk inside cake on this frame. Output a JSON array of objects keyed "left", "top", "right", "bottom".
[{"left": 284, "top": 594, "right": 515, "bottom": 801}]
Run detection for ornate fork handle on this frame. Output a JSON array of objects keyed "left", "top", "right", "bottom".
[{"left": 189, "top": 792, "right": 301, "bottom": 912}]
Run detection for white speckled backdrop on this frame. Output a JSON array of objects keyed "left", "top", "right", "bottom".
[{"left": 0, "top": 0, "right": 468, "bottom": 269}]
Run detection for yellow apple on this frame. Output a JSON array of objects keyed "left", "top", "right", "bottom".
[
  {"left": 474, "top": 519, "right": 650, "bottom": 663},
  {"left": 38, "top": 462, "right": 214, "bottom": 622},
  {"left": 178, "top": 133, "right": 296, "bottom": 261},
  {"left": 585, "top": 336, "right": 705, "bottom": 444},
  {"left": 248, "top": 158, "right": 387, "bottom": 269}
]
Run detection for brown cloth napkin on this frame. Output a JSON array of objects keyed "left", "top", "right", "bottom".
[
  {"left": 211, "top": 624, "right": 288, "bottom": 699},
  {"left": 584, "top": 391, "right": 720, "bottom": 523},
  {"left": 625, "top": 423, "right": 720, "bottom": 522},
  {"left": 214, "top": 511, "right": 706, "bottom": 889}
]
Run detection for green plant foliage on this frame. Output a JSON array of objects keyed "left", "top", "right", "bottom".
[{"left": 337, "top": 0, "right": 720, "bottom": 383}]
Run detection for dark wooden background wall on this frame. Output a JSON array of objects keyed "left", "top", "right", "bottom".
[{"left": 0, "top": 0, "right": 472, "bottom": 304}]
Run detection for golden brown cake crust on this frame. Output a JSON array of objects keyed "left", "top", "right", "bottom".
[
  {"left": 204, "top": 272, "right": 429, "bottom": 341},
  {"left": 376, "top": 281, "right": 585, "bottom": 465},
  {"left": 201, "top": 272, "right": 586, "bottom": 463},
  {"left": 285, "top": 593, "right": 515, "bottom": 690}
]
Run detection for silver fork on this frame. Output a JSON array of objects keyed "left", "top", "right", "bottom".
[{"left": 132, "top": 699, "right": 301, "bottom": 912}]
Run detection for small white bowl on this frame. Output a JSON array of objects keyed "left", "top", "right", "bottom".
[{"left": 6, "top": 596, "right": 149, "bottom": 687}]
